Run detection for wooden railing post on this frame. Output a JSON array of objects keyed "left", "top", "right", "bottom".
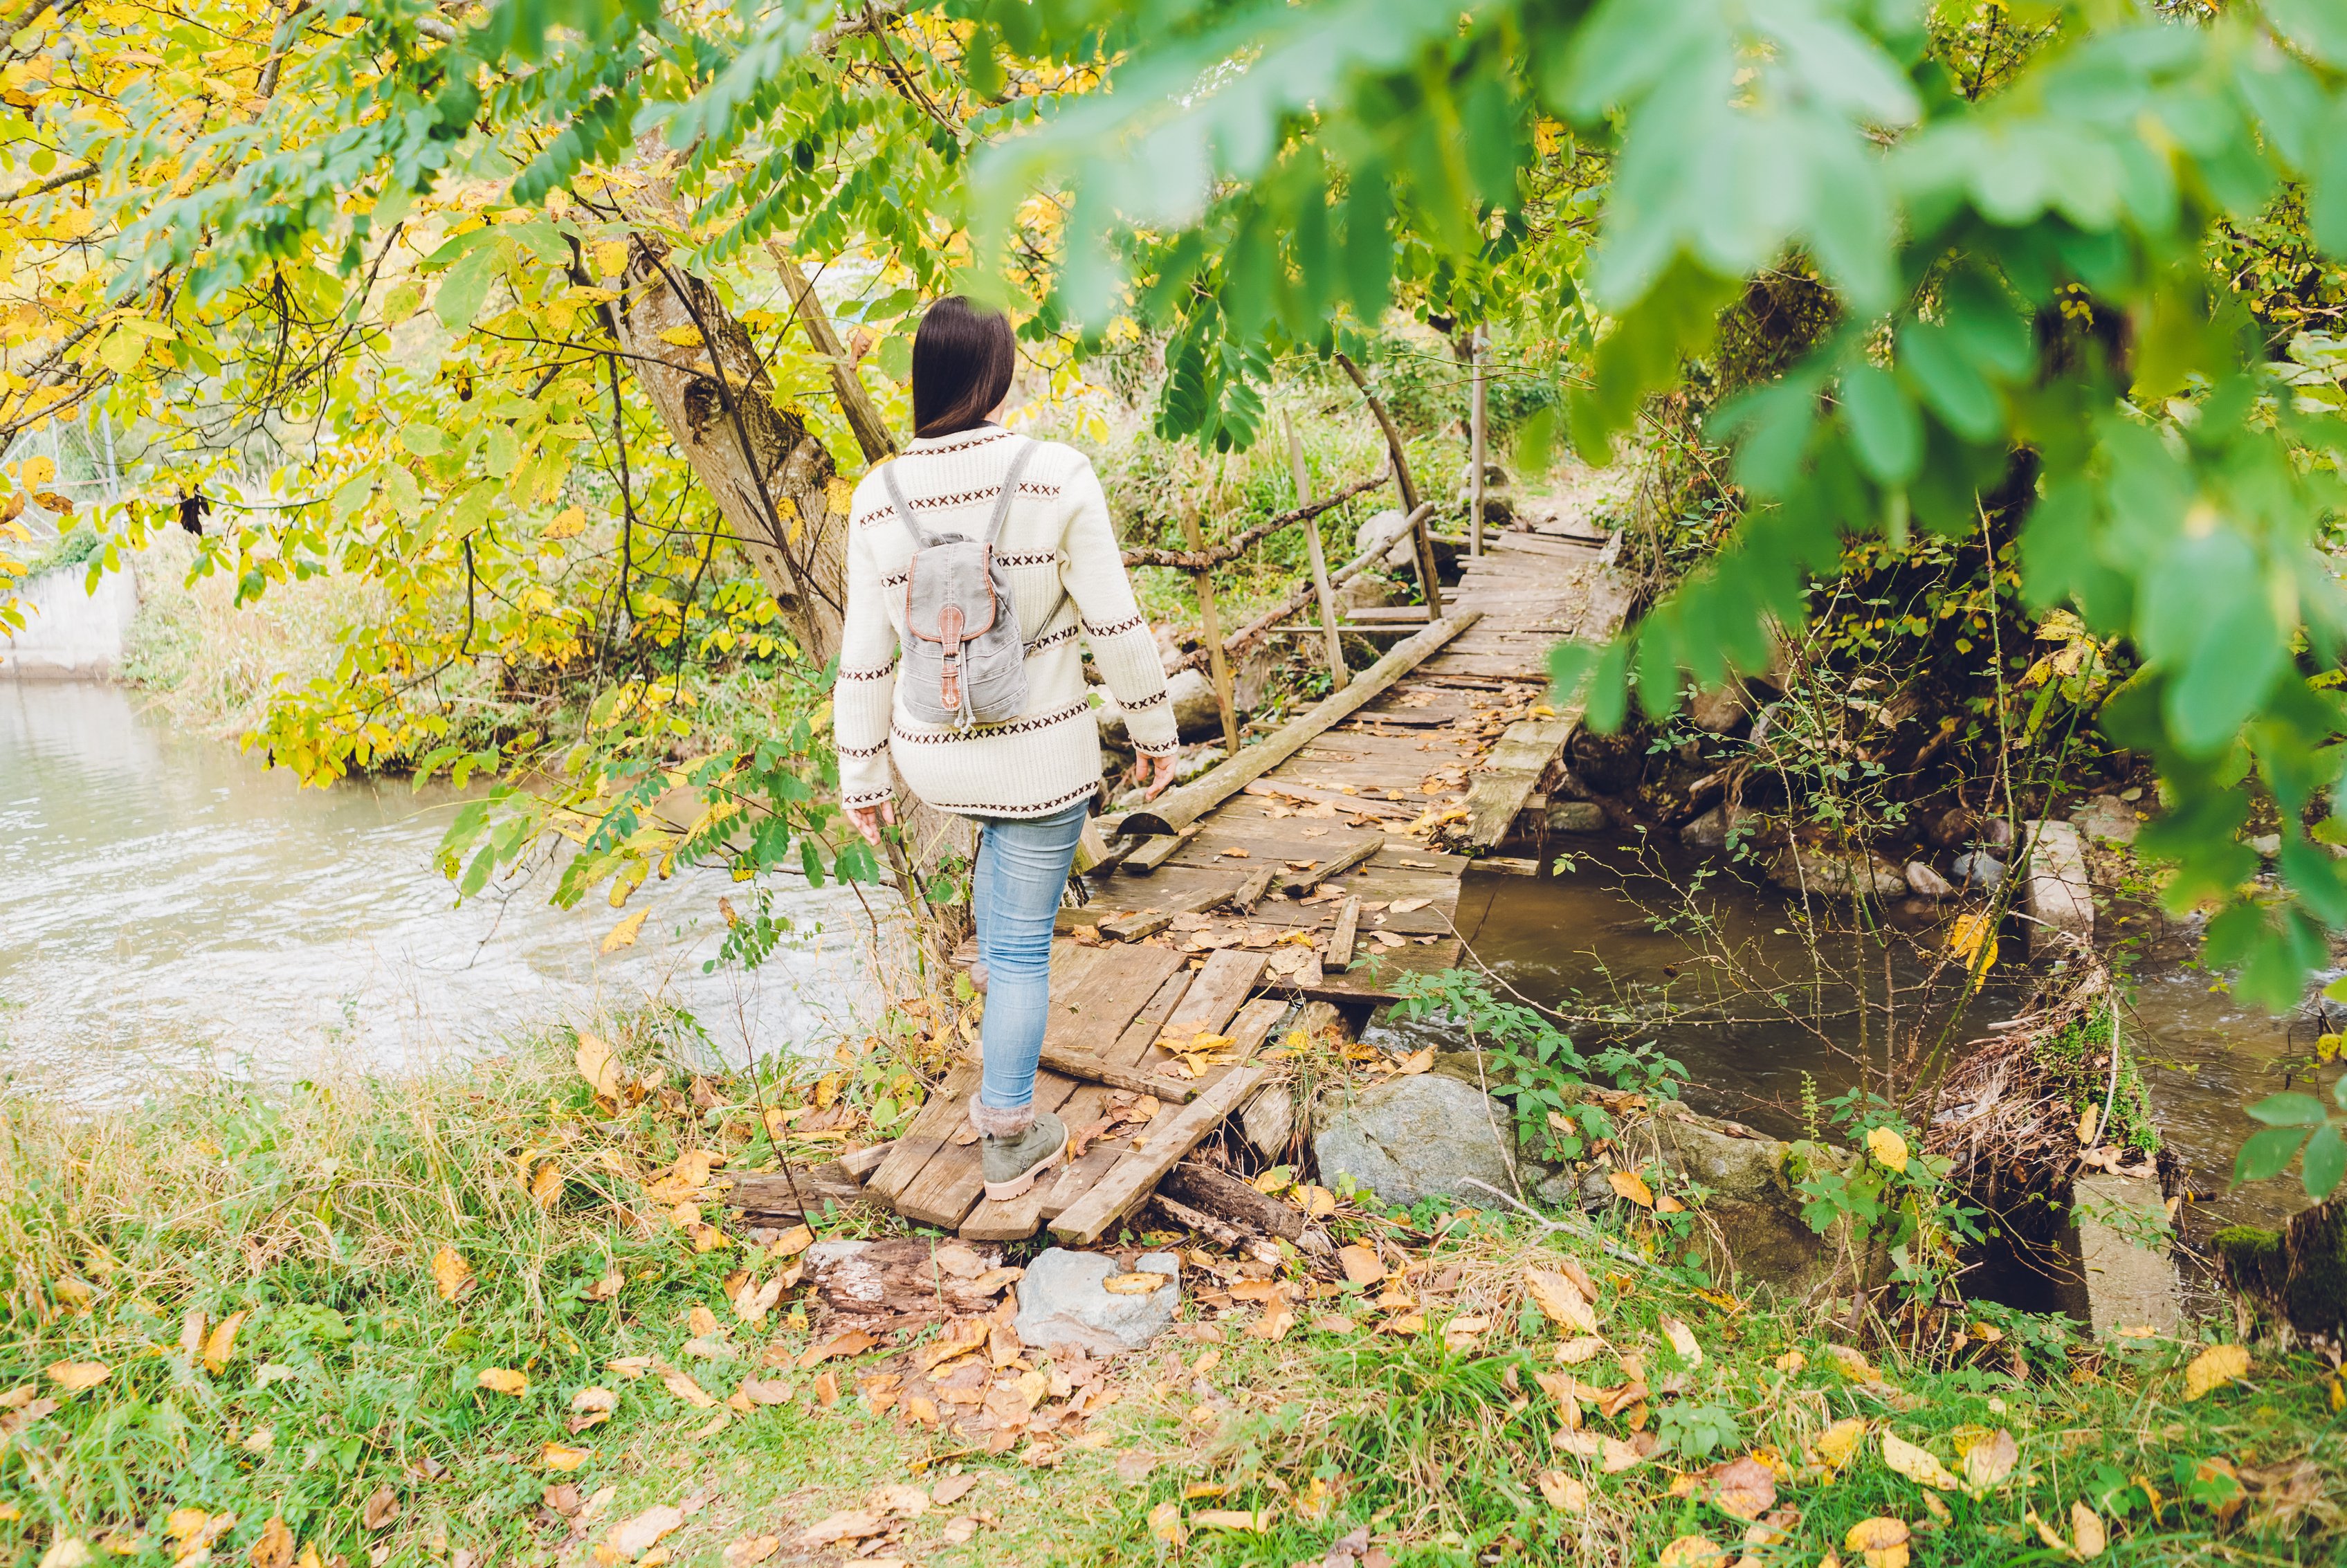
[
  {"left": 1284, "top": 412, "right": 1349, "bottom": 692},
  {"left": 1468, "top": 325, "right": 1488, "bottom": 558},
  {"left": 1335, "top": 353, "right": 1443, "bottom": 619}
]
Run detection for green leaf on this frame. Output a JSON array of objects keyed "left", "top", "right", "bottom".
[
  {"left": 1897, "top": 321, "right": 1999, "bottom": 441},
  {"left": 1838, "top": 362, "right": 1920, "bottom": 484},
  {"left": 2263, "top": 0, "right": 2347, "bottom": 68},
  {"left": 2304, "top": 1123, "right": 2346, "bottom": 1200},
  {"left": 435, "top": 247, "right": 498, "bottom": 332},
  {"left": 400, "top": 425, "right": 446, "bottom": 457},
  {"left": 2247, "top": 1091, "right": 2330, "bottom": 1127},
  {"left": 2233, "top": 1124, "right": 2307, "bottom": 1184}
]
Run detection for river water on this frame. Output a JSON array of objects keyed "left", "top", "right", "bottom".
[{"left": 0, "top": 683, "right": 888, "bottom": 1098}]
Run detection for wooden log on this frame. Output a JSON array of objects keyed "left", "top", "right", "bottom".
[
  {"left": 1178, "top": 502, "right": 1242, "bottom": 757},
  {"left": 1152, "top": 1191, "right": 1270, "bottom": 1260},
  {"left": 1469, "top": 325, "right": 1488, "bottom": 557},
  {"left": 724, "top": 1162, "right": 879, "bottom": 1220},
  {"left": 1326, "top": 895, "right": 1361, "bottom": 971},
  {"left": 1121, "top": 611, "right": 1483, "bottom": 837},
  {"left": 1159, "top": 1160, "right": 1306, "bottom": 1243},
  {"left": 1279, "top": 835, "right": 1384, "bottom": 895},
  {"left": 1231, "top": 864, "right": 1275, "bottom": 915},
  {"left": 804, "top": 1237, "right": 1015, "bottom": 1322},
  {"left": 1050, "top": 1064, "right": 1271, "bottom": 1244},
  {"left": 1285, "top": 411, "right": 1349, "bottom": 692}
]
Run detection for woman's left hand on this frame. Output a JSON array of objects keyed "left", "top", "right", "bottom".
[{"left": 1132, "top": 749, "right": 1179, "bottom": 800}]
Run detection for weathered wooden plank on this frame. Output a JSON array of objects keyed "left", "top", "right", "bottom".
[
  {"left": 1158, "top": 949, "right": 1270, "bottom": 1043},
  {"left": 1122, "top": 827, "right": 1198, "bottom": 874},
  {"left": 1120, "top": 611, "right": 1484, "bottom": 837},
  {"left": 1241, "top": 780, "right": 1420, "bottom": 821},
  {"left": 1462, "top": 713, "right": 1581, "bottom": 848},
  {"left": 1099, "top": 878, "right": 1236, "bottom": 942},
  {"left": 1032, "top": 965, "right": 1198, "bottom": 1225},
  {"left": 1231, "top": 864, "right": 1275, "bottom": 913},
  {"left": 1279, "top": 835, "right": 1385, "bottom": 895},
  {"left": 1050, "top": 1065, "right": 1272, "bottom": 1243},
  {"left": 865, "top": 1062, "right": 980, "bottom": 1203},
  {"left": 1327, "top": 895, "right": 1361, "bottom": 970}
]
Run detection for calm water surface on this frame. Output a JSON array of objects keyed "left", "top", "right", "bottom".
[{"left": 0, "top": 683, "right": 888, "bottom": 1097}]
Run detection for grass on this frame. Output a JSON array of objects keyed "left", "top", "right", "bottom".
[{"left": 5, "top": 1030, "right": 2341, "bottom": 1568}]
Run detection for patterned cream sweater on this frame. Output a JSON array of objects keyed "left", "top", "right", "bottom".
[{"left": 833, "top": 424, "right": 1178, "bottom": 820}]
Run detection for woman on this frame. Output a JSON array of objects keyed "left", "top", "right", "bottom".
[{"left": 834, "top": 297, "right": 1180, "bottom": 1201}]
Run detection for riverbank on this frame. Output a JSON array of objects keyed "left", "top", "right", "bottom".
[{"left": 6, "top": 1031, "right": 2339, "bottom": 1567}]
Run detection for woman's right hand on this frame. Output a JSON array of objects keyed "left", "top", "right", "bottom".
[
  {"left": 1132, "top": 749, "right": 1179, "bottom": 800},
  {"left": 846, "top": 799, "right": 897, "bottom": 846}
]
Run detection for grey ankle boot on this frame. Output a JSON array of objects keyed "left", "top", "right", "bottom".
[{"left": 980, "top": 1110, "right": 1068, "bottom": 1201}]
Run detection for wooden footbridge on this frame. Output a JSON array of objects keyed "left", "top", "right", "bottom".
[{"left": 740, "top": 527, "right": 1632, "bottom": 1249}]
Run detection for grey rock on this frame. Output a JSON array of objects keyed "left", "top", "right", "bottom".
[
  {"left": 1174, "top": 744, "right": 1225, "bottom": 783},
  {"left": 1091, "top": 687, "right": 1129, "bottom": 749},
  {"left": 2074, "top": 794, "right": 2139, "bottom": 846},
  {"left": 1681, "top": 806, "right": 1728, "bottom": 851},
  {"left": 1354, "top": 509, "right": 1420, "bottom": 572},
  {"left": 1547, "top": 801, "right": 1609, "bottom": 835},
  {"left": 1232, "top": 643, "right": 1279, "bottom": 713},
  {"left": 1767, "top": 844, "right": 1907, "bottom": 900},
  {"left": 2063, "top": 1174, "right": 2179, "bottom": 1338},
  {"left": 2021, "top": 819, "right": 2093, "bottom": 954},
  {"left": 1904, "top": 860, "right": 1955, "bottom": 899},
  {"left": 1014, "top": 1248, "right": 1181, "bottom": 1355},
  {"left": 1925, "top": 805, "right": 1974, "bottom": 850},
  {"left": 1333, "top": 572, "right": 1394, "bottom": 616},
  {"left": 1687, "top": 686, "right": 1751, "bottom": 736},
  {"left": 1167, "top": 668, "right": 1224, "bottom": 742},
  {"left": 1980, "top": 817, "right": 2016, "bottom": 849},
  {"left": 2249, "top": 832, "right": 2282, "bottom": 861},
  {"left": 1315, "top": 1072, "right": 1515, "bottom": 1207},
  {"left": 1240, "top": 1083, "right": 1296, "bottom": 1158},
  {"left": 1951, "top": 849, "right": 2006, "bottom": 891}
]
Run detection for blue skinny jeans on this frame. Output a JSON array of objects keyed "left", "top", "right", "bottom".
[{"left": 971, "top": 799, "right": 1089, "bottom": 1113}]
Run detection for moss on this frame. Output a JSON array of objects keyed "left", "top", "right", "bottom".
[{"left": 2033, "top": 999, "right": 2162, "bottom": 1156}]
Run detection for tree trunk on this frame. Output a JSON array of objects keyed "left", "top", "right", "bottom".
[{"left": 614, "top": 234, "right": 974, "bottom": 902}]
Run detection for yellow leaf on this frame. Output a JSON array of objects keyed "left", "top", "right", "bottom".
[
  {"left": 1946, "top": 909, "right": 1998, "bottom": 978},
  {"left": 2070, "top": 1502, "right": 2105, "bottom": 1559},
  {"left": 657, "top": 325, "right": 706, "bottom": 348},
  {"left": 1535, "top": 1470, "right": 1587, "bottom": 1513},
  {"left": 1147, "top": 1502, "right": 1185, "bottom": 1545},
  {"left": 1658, "top": 1536, "right": 1726, "bottom": 1568},
  {"left": 1961, "top": 1428, "right": 2018, "bottom": 1491},
  {"left": 430, "top": 1246, "right": 475, "bottom": 1302},
  {"left": 44, "top": 1360, "right": 109, "bottom": 1392},
  {"left": 202, "top": 1309, "right": 246, "bottom": 1376},
  {"left": 1523, "top": 1268, "right": 1597, "bottom": 1333},
  {"left": 601, "top": 909, "right": 648, "bottom": 953},
  {"left": 1881, "top": 1432, "right": 1960, "bottom": 1491},
  {"left": 1191, "top": 1509, "right": 1272, "bottom": 1532},
  {"left": 662, "top": 1369, "right": 720, "bottom": 1408},
  {"left": 574, "top": 1034, "right": 626, "bottom": 1101},
  {"left": 541, "top": 1442, "right": 591, "bottom": 1472},
  {"left": 477, "top": 1367, "right": 529, "bottom": 1397},
  {"left": 2182, "top": 1342, "right": 2249, "bottom": 1401},
  {"left": 545, "top": 504, "right": 587, "bottom": 540},
  {"left": 2076, "top": 1104, "right": 2101, "bottom": 1146},
  {"left": 529, "top": 1160, "right": 563, "bottom": 1209},
  {"left": 1812, "top": 1417, "right": 1869, "bottom": 1470},
  {"left": 1660, "top": 1315, "right": 1702, "bottom": 1369},
  {"left": 2028, "top": 1509, "right": 2070, "bottom": 1555},
  {"left": 1607, "top": 1169, "right": 1654, "bottom": 1207},
  {"left": 594, "top": 240, "right": 630, "bottom": 277},
  {"left": 23, "top": 454, "right": 54, "bottom": 486},
  {"left": 1866, "top": 1125, "right": 1910, "bottom": 1174},
  {"left": 248, "top": 1515, "right": 294, "bottom": 1568},
  {"left": 1845, "top": 1517, "right": 1910, "bottom": 1568}
]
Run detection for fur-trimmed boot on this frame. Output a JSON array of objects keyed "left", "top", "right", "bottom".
[{"left": 972, "top": 1102, "right": 1068, "bottom": 1201}]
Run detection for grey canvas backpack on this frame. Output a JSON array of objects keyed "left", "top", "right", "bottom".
[{"left": 881, "top": 437, "right": 1038, "bottom": 729}]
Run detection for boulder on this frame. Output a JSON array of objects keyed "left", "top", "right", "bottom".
[
  {"left": 1951, "top": 850, "right": 2005, "bottom": 891},
  {"left": 1687, "top": 686, "right": 1751, "bottom": 736},
  {"left": 1904, "top": 860, "right": 1955, "bottom": 899},
  {"left": 1166, "top": 667, "right": 1224, "bottom": 742},
  {"left": 1767, "top": 844, "right": 1907, "bottom": 900},
  {"left": 2074, "top": 794, "right": 2139, "bottom": 846},
  {"left": 1013, "top": 1248, "right": 1181, "bottom": 1354},
  {"left": 1548, "top": 801, "right": 1609, "bottom": 835},
  {"left": 1681, "top": 806, "right": 1729, "bottom": 851},
  {"left": 1354, "top": 509, "right": 1419, "bottom": 572},
  {"left": 1924, "top": 805, "right": 1974, "bottom": 850},
  {"left": 1091, "top": 688, "right": 1129, "bottom": 749},
  {"left": 2020, "top": 819, "right": 2092, "bottom": 953},
  {"left": 1333, "top": 572, "right": 1394, "bottom": 616},
  {"left": 1314, "top": 1070, "right": 1515, "bottom": 1207}
]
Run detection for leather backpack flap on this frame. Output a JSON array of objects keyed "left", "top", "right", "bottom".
[{"left": 902, "top": 543, "right": 1001, "bottom": 644}]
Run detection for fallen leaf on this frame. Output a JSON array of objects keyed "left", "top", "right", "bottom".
[
  {"left": 540, "top": 1443, "right": 591, "bottom": 1472},
  {"left": 1338, "top": 1244, "right": 1385, "bottom": 1285},
  {"left": 1193, "top": 1509, "right": 1272, "bottom": 1531},
  {"left": 530, "top": 1160, "right": 563, "bottom": 1208},
  {"left": 1661, "top": 1315, "right": 1704, "bottom": 1369},
  {"left": 1535, "top": 1470, "right": 1587, "bottom": 1513},
  {"left": 1658, "top": 1537, "right": 1726, "bottom": 1568},
  {"left": 1706, "top": 1457, "right": 1777, "bottom": 1520},
  {"left": 1607, "top": 1169, "right": 1655, "bottom": 1207},
  {"left": 722, "top": 1536, "right": 779, "bottom": 1568},
  {"left": 575, "top": 1034, "right": 628, "bottom": 1101},
  {"left": 798, "top": 1330, "right": 877, "bottom": 1369},
  {"left": 661, "top": 1370, "right": 720, "bottom": 1408},
  {"left": 1811, "top": 1418, "right": 1868, "bottom": 1470},
  {"left": 1295, "top": 1183, "right": 1337, "bottom": 1219},
  {"left": 1881, "top": 1432, "right": 1959, "bottom": 1492},
  {"left": 203, "top": 1311, "right": 248, "bottom": 1376},
  {"left": 1250, "top": 1306, "right": 1297, "bottom": 1342},
  {"left": 1388, "top": 897, "right": 1431, "bottom": 913},
  {"left": 871, "top": 1484, "right": 930, "bottom": 1517},
  {"left": 2182, "top": 1342, "right": 2249, "bottom": 1401},
  {"left": 2070, "top": 1502, "right": 2106, "bottom": 1559},
  {"left": 1147, "top": 1502, "right": 1185, "bottom": 1545},
  {"left": 769, "top": 1224, "right": 814, "bottom": 1259},
  {"left": 430, "top": 1247, "right": 475, "bottom": 1302},
  {"left": 1558, "top": 1335, "right": 1606, "bottom": 1364},
  {"left": 737, "top": 1376, "right": 792, "bottom": 1405},
  {"left": 602, "top": 910, "right": 648, "bottom": 953},
  {"left": 608, "top": 1505, "right": 685, "bottom": 1558},
  {"left": 1524, "top": 1269, "right": 1597, "bottom": 1333},
  {"left": 1825, "top": 1344, "right": 1879, "bottom": 1383},
  {"left": 476, "top": 1367, "right": 529, "bottom": 1398},
  {"left": 796, "top": 1510, "right": 886, "bottom": 1546},
  {"left": 42, "top": 1542, "right": 93, "bottom": 1568},
  {"left": 43, "top": 1362, "right": 109, "bottom": 1393},
  {"left": 587, "top": 1269, "right": 624, "bottom": 1301},
  {"left": 248, "top": 1515, "right": 294, "bottom": 1568},
  {"left": 1600, "top": 1436, "right": 1643, "bottom": 1473},
  {"left": 732, "top": 1275, "right": 785, "bottom": 1325},
  {"left": 1845, "top": 1516, "right": 1910, "bottom": 1568},
  {"left": 362, "top": 1487, "right": 400, "bottom": 1531},
  {"left": 933, "top": 1474, "right": 978, "bottom": 1507},
  {"left": 1102, "top": 1272, "right": 1169, "bottom": 1295},
  {"left": 1962, "top": 1429, "right": 2018, "bottom": 1491}
]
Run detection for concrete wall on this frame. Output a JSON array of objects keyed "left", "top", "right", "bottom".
[{"left": 0, "top": 561, "right": 138, "bottom": 679}]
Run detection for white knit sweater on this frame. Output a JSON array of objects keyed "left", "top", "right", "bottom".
[{"left": 833, "top": 425, "right": 1178, "bottom": 820}]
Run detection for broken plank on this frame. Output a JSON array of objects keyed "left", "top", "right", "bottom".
[
  {"left": 1278, "top": 835, "right": 1384, "bottom": 895},
  {"left": 1326, "top": 895, "right": 1361, "bottom": 970},
  {"left": 1024, "top": 1043, "right": 1200, "bottom": 1104},
  {"left": 1230, "top": 864, "right": 1275, "bottom": 913},
  {"left": 1120, "top": 611, "right": 1483, "bottom": 837},
  {"left": 1051, "top": 1065, "right": 1271, "bottom": 1244},
  {"left": 1157, "top": 948, "right": 1270, "bottom": 1043},
  {"left": 1120, "top": 826, "right": 1197, "bottom": 874},
  {"left": 1241, "top": 779, "right": 1420, "bottom": 820},
  {"left": 1461, "top": 712, "right": 1581, "bottom": 848},
  {"left": 1097, "top": 879, "right": 1236, "bottom": 941},
  {"left": 865, "top": 1062, "right": 979, "bottom": 1203}
]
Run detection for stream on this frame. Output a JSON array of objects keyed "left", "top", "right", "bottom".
[
  {"left": 5, "top": 682, "right": 2315, "bottom": 1248},
  {"left": 0, "top": 683, "right": 888, "bottom": 1100}
]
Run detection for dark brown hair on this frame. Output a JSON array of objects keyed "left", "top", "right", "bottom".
[{"left": 911, "top": 296, "right": 1017, "bottom": 439}]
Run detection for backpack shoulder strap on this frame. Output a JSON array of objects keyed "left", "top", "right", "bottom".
[
  {"left": 981, "top": 437, "right": 1040, "bottom": 549},
  {"left": 876, "top": 459, "right": 937, "bottom": 552}
]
